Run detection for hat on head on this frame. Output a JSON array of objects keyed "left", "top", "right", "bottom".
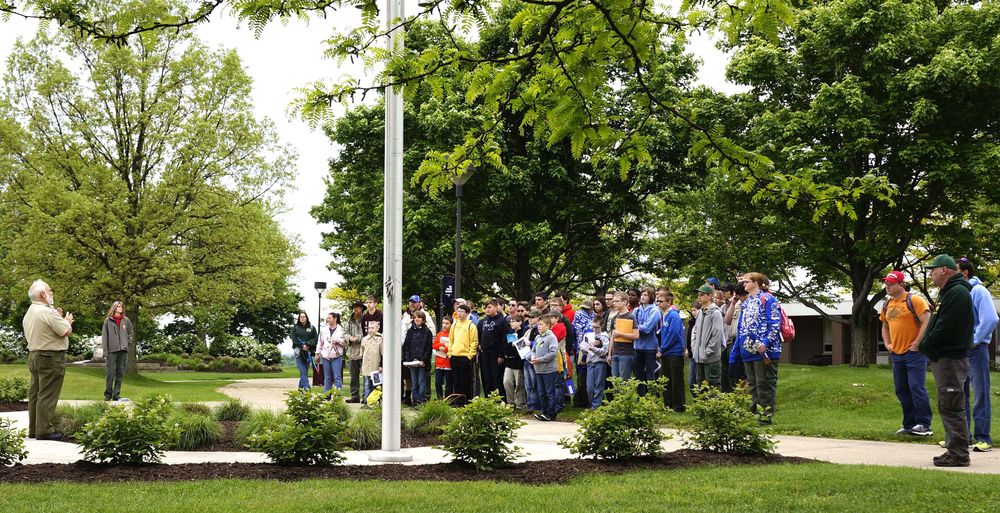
[
  {"left": 350, "top": 301, "right": 364, "bottom": 310},
  {"left": 924, "top": 254, "right": 958, "bottom": 270},
  {"left": 454, "top": 298, "right": 467, "bottom": 305},
  {"left": 580, "top": 299, "right": 594, "bottom": 310},
  {"left": 696, "top": 284, "right": 714, "bottom": 295},
  {"left": 408, "top": 295, "right": 421, "bottom": 303},
  {"left": 882, "top": 271, "right": 905, "bottom": 284},
  {"left": 707, "top": 277, "right": 721, "bottom": 289}
]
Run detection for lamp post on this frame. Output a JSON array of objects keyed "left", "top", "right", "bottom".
[
  {"left": 313, "top": 282, "right": 327, "bottom": 327},
  {"left": 454, "top": 165, "right": 474, "bottom": 301}
]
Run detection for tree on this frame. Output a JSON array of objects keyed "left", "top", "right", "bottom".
[
  {"left": 716, "top": 0, "right": 1000, "bottom": 366},
  {"left": 0, "top": 2, "right": 297, "bottom": 371}
]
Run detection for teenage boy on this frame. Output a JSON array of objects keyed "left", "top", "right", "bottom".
[
  {"left": 522, "top": 309, "right": 542, "bottom": 412},
  {"left": 880, "top": 270, "right": 933, "bottom": 437},
  {"left": 692, "top": 284, "right": 725, "bottom": 388},
  {"left": 634, "top": 285, "right": 661, "bottom": 395},
  {"left": 449, "top": 304, "right": 479, "bottom": 406},
  {"left": 608, "top": 291, "right": 639, "bottom": 379},
  {"left": 585, "top": 317, "right": 611, "bottom": 409},
  {"left": 478, "top": 299, "right": 510, "bottom": 399},
  {"left": 361, "top": 296, "right": 384, "bottom": 335},
  {"left": 657, "top": 291, "right": 685, "bottom": 412},
  {"left": 503, "top": 315, "right": 527, "bottom": 409},
  {"left": 531, "top": 315, "right": 560, "bottom": 421}
]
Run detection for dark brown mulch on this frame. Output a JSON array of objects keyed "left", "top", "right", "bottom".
[
  {"left": 0, "top": 401, "right": 28, "bottom": 412},
  {"left": 0, "top": 451, "right": 810, "bottom": 484}
]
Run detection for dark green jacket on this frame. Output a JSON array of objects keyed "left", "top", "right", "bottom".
[
  {"left": 919, "top": 273, "right": 974, "bottom": 361},
  {"left": 291, "top": 323, "right": 317, "bottom": 361}
]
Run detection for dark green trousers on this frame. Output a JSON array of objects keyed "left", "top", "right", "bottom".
[
  {"left": 105, "top": 350, "right": 127, "bottom": 400},
  {"left": 744, "top": 358, "right": 778, "bottom": 419},
  {"left": 28, "top": 350, "right": 66, "bottom": 437}
]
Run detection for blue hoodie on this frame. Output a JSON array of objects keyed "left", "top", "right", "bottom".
[
  {"left": 737, "top": 291, "right": 781, "bottom": 362},
  {"left": 658, "top": 307, "right": 685, "bottom": 357},
  {"left": 634, "top": 303, "right": 661, "bottom": 351},
  {"left": 968, "top": 277, "right": 999, "bottom": 346}
]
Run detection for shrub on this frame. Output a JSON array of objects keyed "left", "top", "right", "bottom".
[
  {"left": 142, "top": 333, "right": 203, "bottom": 356},
  {"left": 684, "top": 383, "right": 775, "bottom": 455},
  {"left": 440, "top": 393, "right": 524, "bottom": 471},
  {"left": 234, "top": 409, "right": 285, "bottom": 448},
  {"left": 0, "top": 328, "right": 27, "bottom": 362},
  {"left": 247, "top": 389, "right": 352, "bottom": 465},
  {"left": 348, "top": 408, "right": 382, "bottom": 450},
  {"left": 210, "top": 336, "right": 282, "bottom": 365},
  {"left": 179, "top": 403, "right": 212, "bottom": 416},
  {"left": 0, "top": 417, "right": 28, "bottom": 466},
  {"left": 66, "top": 334, "right": 94, "bottom": 359},
  {"left": 0, "top": 376, "right": 29, "bottom": 402},
  {"left": 170, "top": 411, "right": 222, "bottom": 450},
  {"left": 407, "top": 399, "right": 454, "bottom": 436},
  {"left": 76, "top": 395, "right": 181, "bottom": 464},
  {"left": 560, "top": 377, "right": 671, "bottom": 460},
  {"left": 54, "top": 403, "right": 110, "bottom": 438},
  {"left": 214, "top": 398, "right": 251, "bottom": 422}
]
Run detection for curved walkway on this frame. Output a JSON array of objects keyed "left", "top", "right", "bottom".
[{"left": 2, "top": 377, "right": 998, "bottom": 474}]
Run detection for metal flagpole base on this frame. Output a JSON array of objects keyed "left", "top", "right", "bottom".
[{"left": 368, "top": 450, "right": 413, "bottom": 463}]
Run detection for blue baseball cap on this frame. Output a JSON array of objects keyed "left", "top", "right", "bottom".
[{"left": 408, "top": 295, "right": 421, "bottom": 303}]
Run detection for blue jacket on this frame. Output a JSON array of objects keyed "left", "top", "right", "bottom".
[
  {"left": 737, "top": 291, "right": 781, "bottom": 362},
  {"left": 634, "top": 304, "right": 661, "bottom": 351},
  {"left": 572, "top": 309, "right": 595, "bottom": 362},
  {"left": 658, "top": 307, "right": 685, "bottom": 357},
  {"left": 968, "top": 277, "right": 999, "bottom": 346}
]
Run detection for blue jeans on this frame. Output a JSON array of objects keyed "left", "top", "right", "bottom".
[
  {"left": 321, "top": 357, "right": 344, "bottom": 393},
  {"left": 611, "top": 354, "right": 634, "bottom": 379},
  {"left": 362, "top": 376, "right": 374, "bottom": 404},
  {"left": 964, "top": 343, "right": 992, "bottom": 444},
  {"left": 435, "top": 368, "right": 453, "bottom": 400},
  {"left": 295, "top": 353, "right": 311, "bottom": 389},
  {"left": 537, "top": 371, "right": 560, "bottom": 419},
  {"left": 688, "top": 358, "right": 697, "bottom": 389},
  {"left": 891, "top": 351, "right": 932, "bottom": 429},
  {"left": 587, "top": 363, "right": 608, "bottom": 409},
  {"left": 410, "top": 366, "right": 430, "bottom": 404},
  {"left": 523, "top": 362, "right": 540, "bottom": 411}
]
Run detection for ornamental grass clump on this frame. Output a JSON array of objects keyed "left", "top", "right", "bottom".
[
  {"left": 0, "top": 417, "right": 27, "bottom": 466},
  {"left": 348, "top": 407, "right": 381, "bottom": 450},
  {"left": 234, "top": 409, "right": 285, "bottom": 448},
  {"left": 440, "top": 393, "right": 524, "bottom": 471},
  {"left": 407, "top": 399, "right": 454, "bottom": 436},
  {"left": 560, "top": 377, "right": 671, "bottom": 460},
  {"left": 213, "top": 398, "right": 251, "bottom": 422},
  {"left": 248, "top": 389, "right": 351, "bottom": 465},
  {"left": 76, "top": 395, "right": 180, "bottom": 464},
  {"left": 170, "top": 410, "right": 222, "bottom": 450},
  {"left": 684, "top": 383, "right": 775, "bottom": 455}
]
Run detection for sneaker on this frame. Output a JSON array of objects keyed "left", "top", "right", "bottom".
[
  {"left": 973, "top": 441, "right": 993, "bottom": 452},
  {"left": 908, "top": 424, "right": 933, "bottom": 436},
  {"left": 895, "top": 427, "right": 909, "bottom": 435},
  {"left": 533, "top": 413, "right": 550, "bottom": 422},
  {"left": 36, "top": 432, "right": 64, "bottom": 441},
  {"left": 933, "top": 453, "right": 970, "bottom": 467}
]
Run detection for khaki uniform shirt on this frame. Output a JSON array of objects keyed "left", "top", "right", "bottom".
[{"left": 23, "top": 301, "right": 71, "bottom": 352}]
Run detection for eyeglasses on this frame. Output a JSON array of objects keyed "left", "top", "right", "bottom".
[{"left": 655, "top": 300, "right": 664, "bottom": 303}]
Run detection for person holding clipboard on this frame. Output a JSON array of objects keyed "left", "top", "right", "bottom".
[{"left": 607, "top": 291, "right": 640, "bottom": 379}]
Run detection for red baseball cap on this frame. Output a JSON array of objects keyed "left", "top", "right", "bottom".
[{"left": 882, "top": 271, "right": 905, "bottom": 284}]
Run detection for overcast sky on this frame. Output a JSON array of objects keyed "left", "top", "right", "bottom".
[{"left": 0, "top": 5, "right": 738, "bottom": 338}]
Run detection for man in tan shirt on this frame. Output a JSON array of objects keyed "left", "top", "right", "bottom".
[{"left": 22, "top": 279, "right": 74, "bottom": 440}]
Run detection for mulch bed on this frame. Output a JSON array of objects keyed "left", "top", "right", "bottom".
[
  {"left": 0, "top": 401, "right": 28, "bottom": 412},
  {"left": 0, "top": 451, "right": 809, "bottom": 484}
]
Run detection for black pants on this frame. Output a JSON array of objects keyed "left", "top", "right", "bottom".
[
  {"left": 450, "top": 356, "right": 474, "bottom": 406},
  {"left": 633, "top": 349, "right": 658, "bottom": 396},
  {"left": 574, "top": 363, "right": 589, "bottom": 407},
  {"left": 661, "top": 355, "right": 685, "bottom": 412},
  {"left": 721, "top": 346, "right": 733, "bottom": 392},
  {"left": 348, "top": 359, "right": 362, "bottom": 401},
  {"left": 479, "top": 351, "right": 504, "bottom": 399}
]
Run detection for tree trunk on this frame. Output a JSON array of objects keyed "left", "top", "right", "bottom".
[
  {"left": 126, "top": 303, "right": 140, "bottom": 374},
  {"left": 849, "top": 298, "right": 875, "bottom": 367},
  {"left": 514, "top": 249, "right": 532, "bottom": 301}
]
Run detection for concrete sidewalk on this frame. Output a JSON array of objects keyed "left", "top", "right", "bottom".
[{"left": 3, "top": 407, "right": 999, "bottom": 474}]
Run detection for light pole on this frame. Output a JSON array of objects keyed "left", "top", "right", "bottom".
[
  {"left": 370, "top": 0, "right": 411, "bottom": 463},
  {"left": 313, "top": 282, "right": 326, "bottom": 328},
  {"left": 454, "top": 165, "right": 474, "bottom": 301}
]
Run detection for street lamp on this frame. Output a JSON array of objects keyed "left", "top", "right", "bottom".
[
  {"left": 454, "top": 164, "right": 474, "bottom": 301},
  {"left": 314, "top": 282, "right": 327, "bottom": 326}
]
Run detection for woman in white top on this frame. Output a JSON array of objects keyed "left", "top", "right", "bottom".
[{"left": 317, "top": 312, "right": 345, "bottom": 393}]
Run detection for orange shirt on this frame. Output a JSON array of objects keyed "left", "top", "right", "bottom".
[
  {"left": 879, "top": 294, "right": 930, "bottom": 354},
  {"left": 433, "top": 330, "right": 451, "bottom": 370}
]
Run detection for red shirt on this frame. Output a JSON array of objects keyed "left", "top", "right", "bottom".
[
  {"left": 432, "top": 330, "right": 451, "bottom": 369},
  {"left": 561, "top": 304, "right": 575, "bottom": 323},
  {"left": 551, "top": 321, "right": 567, "bottom": 342}
]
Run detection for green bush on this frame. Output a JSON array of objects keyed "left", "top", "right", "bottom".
[
  {"left": 348, "top": 408, "right": 382, "bottom": 450},
  {"left": 560, "top": 377, "right": 671, "bottom": 460},
  {"left": 234, "top": 409, "right": 285, "bottom": 448},
  {"left": 140, "top": 353, "right": 279, "bottom": 373},
  {"left": 0, "top": 376, "right": 29, "bottom": 402},
  {"left": 179, "top": 403, "right": 212, "bottom": 416},
  {"left": 247, "top": 389, "right": 352, "bottom": 465},
  {"left": 54, "top": 403, "right": 111, "bottom": 438},
  {"left": 440, "top": 393, "right": 524, "bottom": 471},
  {"left": 76, "top": 395, "right": 181, "bottom": 464},
  {"left": 213, "top": 398, "right": 251, "bottom": 422},
  {"left": 0, "top": 417, "right": 28, "bottom": 466},
  {"left": 170, "top": 411, "right": 222, "bottom": 450},
  {"left": 684, "top": 383, "right": 775, "bottom": 455},
  {"left": 407, "top": 399, "right": 454, "bottom": 436}
]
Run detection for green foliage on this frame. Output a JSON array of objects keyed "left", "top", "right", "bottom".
[
  {"left": 54, "top": 402, "right": 111, "bottom": 439},
  {"left": 684, "top": 383, "right": 775, "bottom": 455},
  {"left": 560, "top": 377, "right": 671, "bottom": 460},
  {"left": 170, "top": 410, "right": 223, "bottom": 451},
  {"left": 0, "top": 416, "right": 27, "bottom": 466},
  {"left": 213, "top": 398, "right": 251, "bottom": 422},
  {"left": 348, "top": 407, "right": 382, "bottom": 450},
  {"left": 141, "top": 352, "right": 282, "bottom": 373},
  {"left": 179, "top": 403, "right": 213, "bottom": 416},
  {"left": 439, "top": 393, "right": 524, "bottom": 471},
  {"left": 0, "top": 375, "right": 28, "bottom": 402},
  {"left": 247, "top": 389, "right": 352, "bottom": 465},
  {"left": 407, "top": 399, "right": 454, "bottom": 436},
  {"left": 209, "top": 336, "right": 283, "bottom": 366},
  {"left": 76, "top": 395, "right": 181, "bottom": 464},
  {"left": 234, "top": 409, "right": 286, "bottom": 448}
]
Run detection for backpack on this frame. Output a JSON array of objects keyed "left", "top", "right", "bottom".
[
  {"left": 760, "top": 294, "right": 795, "bottom": 343},
  {"left": 881, "top": 292, "right": 930, "bottom": 326}
]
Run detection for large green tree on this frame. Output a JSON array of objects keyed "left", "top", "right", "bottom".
[
  {"left": 0, "top": 3, "right": 297, "bottom": 370},
  {"left": 712, "top": 0, "right": 1000, "bottom": 366}
]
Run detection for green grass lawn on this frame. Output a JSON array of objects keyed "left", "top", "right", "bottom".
[
  {"left": 1, "top": 463, "right": 999, "bottom": 513},
  {"left": 0, "top": 364, "right": 298, "bottom": 402}
]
